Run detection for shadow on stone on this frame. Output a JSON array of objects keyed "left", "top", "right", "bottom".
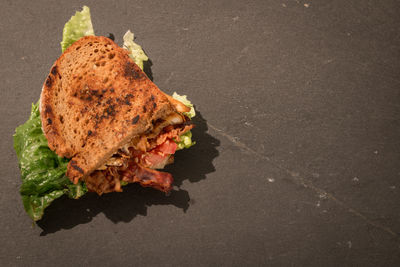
[
  {"left": 143, "top": 58, "right": 153, "bottom": 81},
  {"left": 164, "top": 111, "right": 220, "bottom": 186}
]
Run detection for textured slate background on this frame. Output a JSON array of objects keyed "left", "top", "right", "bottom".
[{"left": 1, "top": 0, "right": 399, "bottom": 266}]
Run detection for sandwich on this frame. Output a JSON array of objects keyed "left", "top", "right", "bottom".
[
  {"left": 42, "top": 35, "right": 193, "bottom": 194},
  {"left": 13, "top": 6, "right": 196, "bottom": 221}
]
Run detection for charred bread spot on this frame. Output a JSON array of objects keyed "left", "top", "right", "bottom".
[
  {"left": 88, "top": 130, "right": 93, "bottom": 136},
  {"left": 70, "top": 160, "right": 84, "bottom": 174},
  {"left": 78, "top": 86, "right": 106, "bottom": 102},
  {"left": 142, "top": 96, "right": 156, "bottom": 117},
  {"left": 51, "top": 65, "right": 58, "bottom": 76},
  {"left": 80, "top": 106, "right": 88, "bottom": 114},
  {"left": 105, "top": 104, "right": 115, "bottom": 116},
  {"left": 124, "top": 94, "right": 133, "bottom": 105},
  {"left": 124, "top": 61, "right": 144, "bottom": 80},
  {"left": 45, "top": 75, "right": 53, "bottom": 87},
  {"left": 44, "top": 105, "right": 53, "bottom": 115},
  {"left": 47, "top": 118, "right": 52, "bottom": 125},
  {"left": 132, "top": 115, "right": 140, "bottom": 124}
]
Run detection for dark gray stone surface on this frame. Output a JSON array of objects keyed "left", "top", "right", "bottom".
[{"left": 1, "top": 0, "right": 399, "bottom": 266}]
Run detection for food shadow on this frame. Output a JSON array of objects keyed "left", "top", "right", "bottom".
[{"left": 37, "top": 111, "right": 220, "bottom": 235}]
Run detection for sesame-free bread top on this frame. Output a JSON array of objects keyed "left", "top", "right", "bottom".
[{"left": 40, "top": 36, "right": 176, "bottom": 183}]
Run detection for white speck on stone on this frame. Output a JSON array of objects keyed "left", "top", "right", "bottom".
[
  {"left": 282, "top": 3, "right": 287, "bottom": 7},
  {"left": 244, "top": 121, "right": 252, "bottom": 127},
  {"left": 390, "top": 186, "right": 396, "bottom": 190},
  {"left": 16, "top": 256, "right": 22, "bottom": 259},
  {"left": 322, "top": 209, "right": 328, "bottom": 213},
  {"left": 21, "top": 56, "right": 25, "bottom": 60},
  {"left": 352, "top": 177, "right": 359, "bottom": 182},
  {"left": 374, "top": 150, "right": 378, "bottom": 154},
  {"left": 182, "top": 27, "right": 189, "bottom": 31},
  {"left": 316, "top": 201, "right": 321, "bottom": 207},
  {"left": 304, "top": 3, "right": 310, "bottom": 8},
  {"left": 347, "top": 241, "right": 352, "bottom": 249},
  {"left": 319, "top": 192, "right": 328, "bottom": 199},
  {"left": 86, "top": 208, "right": 90, "bottom": 212},
  {"left": 267, "top": 178, "right": 275, "bottom": 183},
  {"left": 233, "top": 16, "right": 239, "bottom": 21}
]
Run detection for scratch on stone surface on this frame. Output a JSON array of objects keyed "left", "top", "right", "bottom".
[
  {"left": 237, "top": 46, "right": 249, "bottom": 61},
  {"left": 208, "top": 123, "right": 399, "bottom": 238},
  {"left": 165, "top": 72, "right": 174, "bottom": 84}
]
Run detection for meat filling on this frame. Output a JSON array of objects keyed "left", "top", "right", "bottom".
[{"left": 83, "top": 117, "right": 194, "bottom": 195}]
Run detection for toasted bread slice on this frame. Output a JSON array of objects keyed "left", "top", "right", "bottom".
[{"left": 40, "top": 36, "right": 177, "bottom": 183}]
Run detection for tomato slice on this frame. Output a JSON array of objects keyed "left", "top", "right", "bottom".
[
  {"left": 139, "top": 139, "right": 177, "bottom": 169},
  {"left": 143, "top": 152, "right": 168, "bottom": 168},
  {"left": 157, "top": 139, "right": 177, "bottom": 154}
]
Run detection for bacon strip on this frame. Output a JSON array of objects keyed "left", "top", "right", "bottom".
[
  {"left": 84, "top": 161, "right": 173, "bottom": 194},
  {"left": 83, "top": 122, "right": 193, "bottom": 195},
  {"left": 150, "top": 124, "right": 194, "bottom": 148},
  {"left": 120, "top": 162, "right": 173, "bottom": 193}
]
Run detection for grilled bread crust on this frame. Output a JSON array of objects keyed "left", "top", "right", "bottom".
[{"left": 40, "top": 36, "right": 176, "bottom": 183}]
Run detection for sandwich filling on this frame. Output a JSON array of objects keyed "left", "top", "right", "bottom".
[{"left": 83, "top": 112, "right": 194, "bottom": 195}]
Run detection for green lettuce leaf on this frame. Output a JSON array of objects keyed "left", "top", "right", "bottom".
[
  {"left": 60, "top": 6, "right": 94, "bottom": 52},
  {"left": 172, "top": 92, "right": 196, "bottom": 119},
  {"left": 172, "top": 93, "right": 196, "bottom": 150},
  {"left": 13, "top": 103, "right": 87, "bottom": 221},
  {"left": 123, "top": 30, "right": 148, "bottom": 70},
  {"left": 15, "top": 5, "right": 94, "bottom": 221}
]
